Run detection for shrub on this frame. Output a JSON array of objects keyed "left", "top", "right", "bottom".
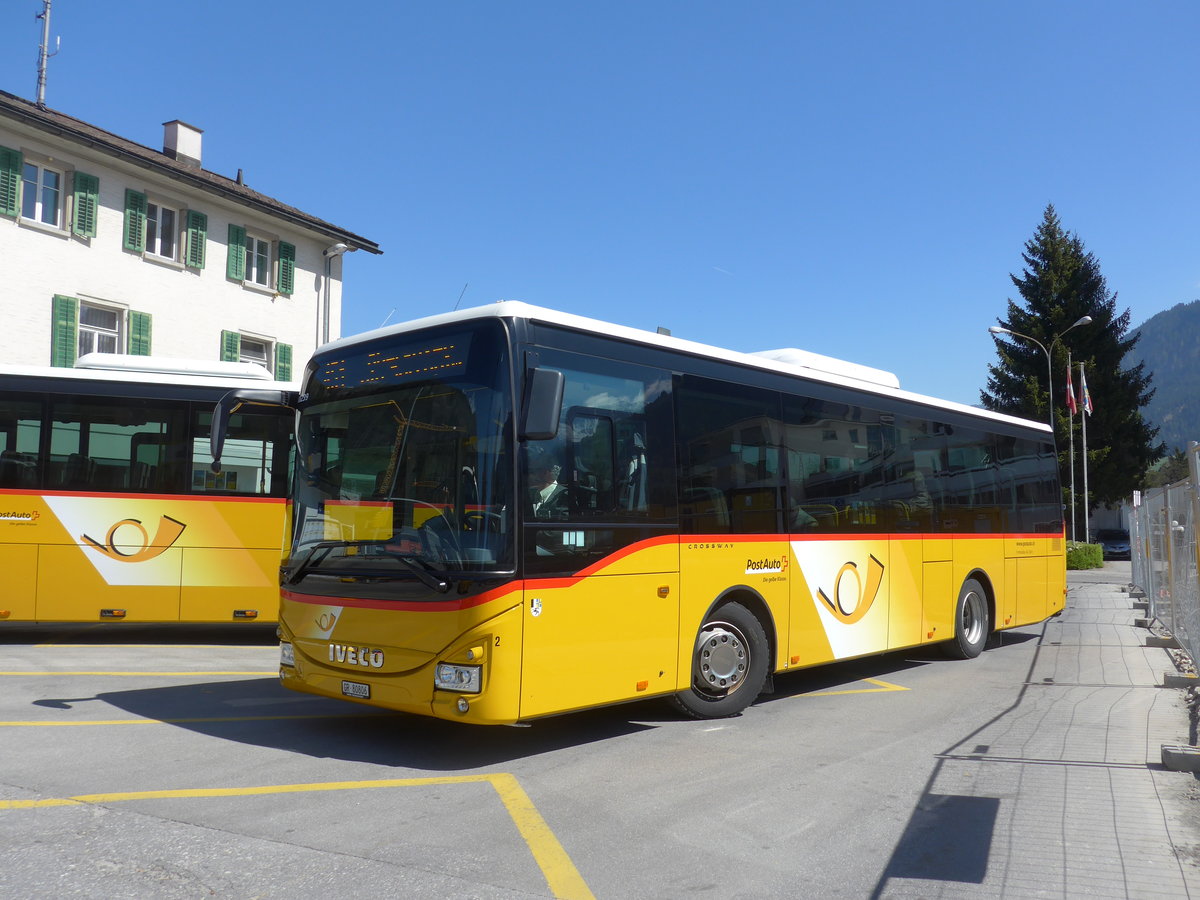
[{"left": 1066, "top": 541, "right": 1103, "bottom": 569}]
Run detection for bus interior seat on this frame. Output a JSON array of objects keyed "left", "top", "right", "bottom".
[
  {"left": 130, "top": 460, "right": 157, "bottom": 492},
  {"left": 682, "top": 486, "right": 730, "bottom": 532},
  {"left": 0, "top": 450, "right": 37, "bottom": 488},
  {"left": 61, "top": 453, "right": 96, "bottom": 489}
]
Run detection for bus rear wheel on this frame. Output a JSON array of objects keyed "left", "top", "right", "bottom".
[
  {"left": 672, "top": 601, "right": 769, "bottom": 719},
  {"left": 944, "top": 577, "right": 989, "bottom": 659}
]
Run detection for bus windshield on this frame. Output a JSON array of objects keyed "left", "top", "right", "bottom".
[{"left": 289, "top": 324, "right": 514, "bottom": 596}]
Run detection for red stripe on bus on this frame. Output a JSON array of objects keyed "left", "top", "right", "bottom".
[
  {"left": 282, "top": 583, "right": 524, "bottom": 613},
  {"left": 281, "top": 528, "right": 1064, "bottom": 612},
  {"left": 0, "top": 488, "right": 285, "bottom": 503}
]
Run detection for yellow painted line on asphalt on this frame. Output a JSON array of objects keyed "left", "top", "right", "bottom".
[
  {"left": 0, "top": 671, "right": 274, "bottom": 676},
  {"left": 32, "top": 644, "right": 273, "bottom": 649},
  {"left": 802, "top": 677, "right": 909, "bottom": 697},
  {"left": 0, "top": 774, "right": 595, "bottom": 900},
  {"left": 0, "top": 714, "right": 382, "bottom": 727}
]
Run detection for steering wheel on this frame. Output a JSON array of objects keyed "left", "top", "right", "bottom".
[{"left": 464, "top": 511, "right": 505, "bottom": 533}]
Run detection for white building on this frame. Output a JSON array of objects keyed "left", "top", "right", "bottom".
[{"left": 0, "top": 89, "right": 380, "bottom": 380}]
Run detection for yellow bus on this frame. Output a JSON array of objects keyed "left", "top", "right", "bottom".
[
  {"left": 1, "top": 355, "right": 293, "bottom": 624},
  {"left": 212, "top": 303, "right": 1065, "bottom": 723}
]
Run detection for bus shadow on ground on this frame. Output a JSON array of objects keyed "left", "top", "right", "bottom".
[
  {"left": 36, "top": 676, "right": 656, "bottom": 769},
  {"left": 28, "top": 628, "right": 1041, "bottom": 770}
]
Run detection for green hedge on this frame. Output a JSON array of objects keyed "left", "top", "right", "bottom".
[{"left": 1066, "top": 541, "right": 1104, "bottom": 569}]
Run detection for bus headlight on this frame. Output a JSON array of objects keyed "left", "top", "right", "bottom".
[
  {"left": 435, "top": 663, "right": 481, "bottom": 693},
  {"left": 280, "top": 641, "right": 295, "bottom": 667}
]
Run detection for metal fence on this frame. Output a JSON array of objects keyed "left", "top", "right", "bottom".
[{"left": 1130, "top": 442, "right": 1200, "bottom": 667}]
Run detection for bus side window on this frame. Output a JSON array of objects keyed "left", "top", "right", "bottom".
[
  {"left": 567, "top": 413, "right": 615, "bottom": 515},
  {"left": 0, "top": 397, "right": 43, "bottom": 488}
]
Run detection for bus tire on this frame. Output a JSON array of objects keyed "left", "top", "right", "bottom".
[
  {"left": 944, "top": 577, "right": 989, "bottom": 659},
  {"left": 671, "top": 601, "right": 769, "bottom": 719}
]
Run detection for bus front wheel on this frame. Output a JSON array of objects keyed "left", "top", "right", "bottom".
[
  {"left": 944, "top": 577, "right": 989, "bottom": 659},
  {"left": 672, "top": 601, "right": 769, "bottom": 719}
]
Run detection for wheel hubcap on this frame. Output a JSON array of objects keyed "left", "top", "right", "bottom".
[
  {"left": 961, "top": 591, "right": 985, "bottom": 644},
  {"left": 695, "top": 621, "right": 748, "bottom": 696}
]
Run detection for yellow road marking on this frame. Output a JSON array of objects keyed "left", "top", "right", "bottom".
[
  {"left": 0, "top": 714, "right": 383, "bottom": 727},
  {"left": 801, "top": 677, "right": 908, "bottom": 697},
  {"left": 0, "top": 671, "right": 274, "bottom": 676},
  {"left": 0, "top": 774, "right": 594, "bottom": 900},
  {"left": 32, "top": 644, "right": 273, "bottom": 649}
]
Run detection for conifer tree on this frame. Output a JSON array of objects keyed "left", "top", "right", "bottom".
[{"left": 981, "top": 205, "right": 1161, "bottom": 527}]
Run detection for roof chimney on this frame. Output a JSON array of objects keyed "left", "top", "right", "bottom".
[{"left": 162, "top": 120, "right": 203, "bottom": 168}]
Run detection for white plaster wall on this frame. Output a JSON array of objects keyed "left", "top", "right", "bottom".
[{"left": 0, "top": 120, "right": 344, "bottom": 375}]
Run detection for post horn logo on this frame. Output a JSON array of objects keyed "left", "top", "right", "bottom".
[
  {"left": 82, "top": 516, "right": 187, "bottom": 562},
  {"left": 817, "top": 554, "right": 884, "bottom": 625}
]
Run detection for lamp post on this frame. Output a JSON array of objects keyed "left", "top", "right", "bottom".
[
  {"left": 989, "top": 315, "right": 1092, "bottom": 541},
  {"left": 988, "top": 315, "right": 1092, "bottom": 432}
]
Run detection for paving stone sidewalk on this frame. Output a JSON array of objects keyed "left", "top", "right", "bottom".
[{"left": 881, "top": 562, "right": 1200, "bottom": 899}]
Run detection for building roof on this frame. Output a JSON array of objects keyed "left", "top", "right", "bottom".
[{"left": 0, "top": 89, "right": 381, "bottom": 255}]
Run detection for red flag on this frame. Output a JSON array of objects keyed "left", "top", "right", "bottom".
[{"left": 1065, "top": 365, "right": 1078, "bottom": 415}]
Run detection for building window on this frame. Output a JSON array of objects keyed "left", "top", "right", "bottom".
[
  {"left": 246, "top": 234, "right": 271, "bottom": 286},
  {"left": 221, "top": 330, "right": 293, "bottom": 381},
  {"left": 78, "top": 303, "right": 122, "bottom": 357},
  {"left": 22, "top": 161, "right": 62, "bottom": 227},
  {"left": 51, "top": 296, "right": 151, "bottom": 367},
  {"left": 239, "top": 337, "right": 269, "bottom": 368},
  {"left": 146, "top": 202, "right": 178, "bottom": 259}
]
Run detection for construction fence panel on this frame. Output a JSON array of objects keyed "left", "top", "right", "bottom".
[{"left": 1132, "top": 443, "right": 1200, "bottom": 668}]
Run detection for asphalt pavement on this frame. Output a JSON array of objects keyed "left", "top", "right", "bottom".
[{"left": 874, "top": 561, "right": 1200, "bottom": 899}]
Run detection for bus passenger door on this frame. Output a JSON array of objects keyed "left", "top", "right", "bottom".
[
  {"left": 519, "top": 533, "right": 679, "bottom": 719},
  {"left": 516, "top": 352, "right": 679, "bottom": 718}
]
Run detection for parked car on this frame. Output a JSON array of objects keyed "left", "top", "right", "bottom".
[{"left": 1096, "top": 528, "right": 1131, "bottom": 560}]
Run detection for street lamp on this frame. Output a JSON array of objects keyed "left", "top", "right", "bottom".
[{"left": 988, "top": 315, "right": 1092, "bottom": 431}]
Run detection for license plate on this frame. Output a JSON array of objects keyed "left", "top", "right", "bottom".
[{"left": 341, "top": 680, "right": 370, "bottom": 699}]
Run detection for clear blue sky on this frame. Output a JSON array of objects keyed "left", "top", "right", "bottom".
[{"left": 3, "top": 1, "right": 1197, "bottom": 406}]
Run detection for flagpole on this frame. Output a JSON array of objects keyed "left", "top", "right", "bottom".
[
  {"left": 1067, "top": 350, "right": 1076, "bottom": 542},
  {"left": 1081, "top": 361, "right": 1090, "bottom": 544}
]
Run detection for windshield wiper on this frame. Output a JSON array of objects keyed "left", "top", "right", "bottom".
[{"left": 283, "top": 540, "right": 452, "bottom": 593}]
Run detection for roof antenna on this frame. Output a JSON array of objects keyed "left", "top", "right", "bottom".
[
  {"left": 35, "top": 0, "right": 59, "bottom": 109},
  {"left": 453, "top": 283, "right": 469, "bottom": 311}
]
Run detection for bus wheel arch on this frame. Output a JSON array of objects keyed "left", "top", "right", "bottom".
[
  {"left": 944, "top": 573, "right": 992, "bottom": 660},
  {"left": 671, "top": 588, "right": 774, "bottom": 719}
]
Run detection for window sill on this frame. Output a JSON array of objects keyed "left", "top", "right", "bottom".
[
  {"left": 241, "top": 280, "right": 280, "bottom": 299},
  {"left": 143, "top": 253, "right": 186, "bottom": 272},
  {"left": 18, "top": 217, "right": 70, "bottom": 239}
]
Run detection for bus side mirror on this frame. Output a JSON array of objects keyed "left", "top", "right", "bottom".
[
  {"left": 210, "top": 389, "right": 297, "bottom": 472},
  {"left": 520, "top": 367, "right": 564, "bottom": 441}
]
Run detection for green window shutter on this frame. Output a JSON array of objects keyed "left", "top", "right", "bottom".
[
  {"left": 226, "top": 224, "right": 246, "bottom": 279},
  {"left": 51, "top": 295, "right": 79, "bottom": 368},
  {"left": 221, "top": 330, "right": 241, "bottom": 362},
  {"left": 0, "top": 145, "right": 22, "bottom": 218},
  {"left": 274, "top": 343, "right": 293, "bottom": 382},
  {"left": 72, "top": 172, "right": 99, "bottom": 237},
  {"left": 123, "top": 189, "right": 147, "bottom": 252},
  {"left": 184, "top": 210, "right": 207, "bottom": 268},
  {"left": 277, "top": 241, "right": 296, "bottom": 296},
  {"left": 128, "top": 311, "right": 152, "bottom": 356}
]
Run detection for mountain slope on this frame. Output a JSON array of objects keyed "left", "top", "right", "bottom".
[{"left": 1133, "top": 300, "right": 1200, "bottom": 453}]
